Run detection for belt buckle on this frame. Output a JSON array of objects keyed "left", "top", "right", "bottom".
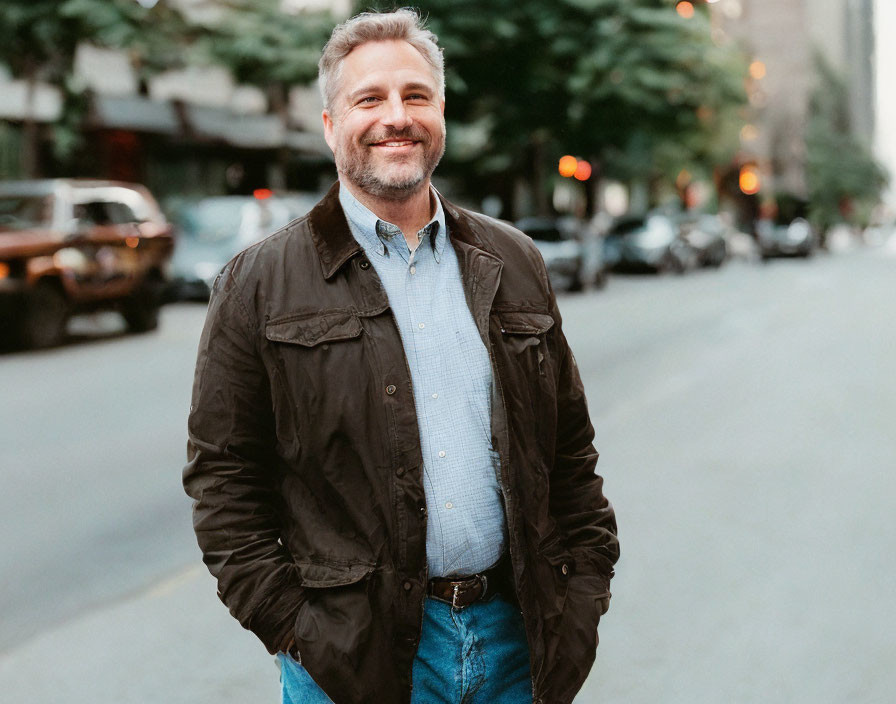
[
  {"left": 450, "top": 574, "right": 486, "bottom": 609},
  {"left": 451, "top": 582, "right": 462, "bottom": 609}
]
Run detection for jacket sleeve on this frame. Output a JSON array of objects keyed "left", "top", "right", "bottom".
[
  {"left": 182, "top": 268, "right": 304, "bottom": 654},
  {"left": 547, "top": 289, "right": 619, "bottom": 587}
]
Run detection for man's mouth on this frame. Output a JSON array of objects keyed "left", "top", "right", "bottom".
[{"left": 370, "top": 139, "right": 418, "bottom": 148}]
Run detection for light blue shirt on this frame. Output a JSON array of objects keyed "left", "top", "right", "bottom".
[{"left": 339, "top": 183, "right": 506, "bottom": 577}]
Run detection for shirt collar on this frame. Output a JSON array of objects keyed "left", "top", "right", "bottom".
[{"left": 339, "top": 181, "right": 448, "bottom": 263}]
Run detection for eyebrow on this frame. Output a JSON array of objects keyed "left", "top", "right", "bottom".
[{"left": 346, "top": 81, "right": 436, "bottom": 104}]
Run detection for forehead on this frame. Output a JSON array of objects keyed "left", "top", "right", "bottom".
[{"left": 337, "top": 39, "right": 437, "bottom": 95}]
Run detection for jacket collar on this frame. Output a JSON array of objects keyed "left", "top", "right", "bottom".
[{"left": 308, "top": 181, "right": 500, "bottom": 279}]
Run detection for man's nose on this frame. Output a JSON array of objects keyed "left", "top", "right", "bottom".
[{"left": 381, "top": 95, "right": 412, "bottom": 129}]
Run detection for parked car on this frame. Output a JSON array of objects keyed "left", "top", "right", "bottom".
[
  {"left": 514, "top": 216, "right": 606, "bottom": 291},
  {"left": 167, "top": 192, "right": 319, "bottom": 301},
  {"left": 676, "top": 212, "right": 729, "bottom": 267},
  {"left": 603, "top": 213, "right": 698, "bottom": 273},
  {"left": 0, "top": 179, "right": 173, "bottom": 348},
  {"left": 757, "top": 217, "right": 817, "bottom": 259}
]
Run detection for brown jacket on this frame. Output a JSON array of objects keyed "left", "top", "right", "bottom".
[{"left": 183, "top": 184, "right": 619, "bottom": 704}]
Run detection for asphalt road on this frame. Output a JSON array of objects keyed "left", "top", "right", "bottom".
[{"left": 1, "top": 241, "right": 894, "bottom": 703}]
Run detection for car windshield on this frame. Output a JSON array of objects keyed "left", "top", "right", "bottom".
[
  {"left": 517, "top": 219, "right": 568, "bottom": 243},
  {"left": 176, "top": 197, "right": 306, "bottom": 247},
  {"left": 609, "top": 217, "right": 646, "bottom": 235},
  {"left": 0, "top": 195, "right": 54, "bottom": 230},
  {"left": 177, "top": 200, "right": 247, "bottom": 243}
]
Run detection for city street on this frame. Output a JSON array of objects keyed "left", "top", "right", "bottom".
[{"left": 1, "top": 243, "right": 894, "bottom": 703}]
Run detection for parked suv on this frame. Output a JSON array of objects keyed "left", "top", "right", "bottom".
[{"left": 0, "top": 179, "right": 173, "bottom": 348}]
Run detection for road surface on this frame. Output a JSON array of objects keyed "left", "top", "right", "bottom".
[{"left": 1, "top": 242, "right": 893, "bottom": 703}]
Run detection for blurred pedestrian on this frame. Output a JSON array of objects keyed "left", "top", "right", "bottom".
[{"left": 183, "top": 9, "right": 618, "bottom": 703}]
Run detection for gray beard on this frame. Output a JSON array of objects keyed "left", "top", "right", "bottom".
[{"left": 336, "top": 131, "right": 446, "bottom": 201}]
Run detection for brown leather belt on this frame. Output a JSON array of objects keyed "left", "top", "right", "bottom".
[{"left": 427, "top": 560, "right": 512, "bottom": 609}]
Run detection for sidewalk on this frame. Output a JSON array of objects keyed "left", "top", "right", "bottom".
[{"left": 0, "top": 566, "right": 279, "bottom": 703}]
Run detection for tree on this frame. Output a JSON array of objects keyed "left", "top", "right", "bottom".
[
  {"left": 196, "top": 0, "right": 334, "bottom": 121},
  {"left": 355, "top": 0, "right": 747, "bottom": 216},
  {"left": 805, "top": 54, "right": 888, "bottom": 235},
  {"left": 0, "top": 0, "right": 191, "bottom": 175}
]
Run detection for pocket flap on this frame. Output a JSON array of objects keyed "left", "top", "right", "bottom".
[
  {"left": 296, "top": 561, "right": 374, "bottom": 588},
  {"left": 265, "top": 312, "right": 362, "bottom": 347},
  {"left": 498, "top": 311, "right": 554, "bottom": 335}
]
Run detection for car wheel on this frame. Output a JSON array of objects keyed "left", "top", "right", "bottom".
[
  {"left": 123, "top": 275, "right": 164, "bottom": 333},
  {"left": 21, "top": 280, "right": 69, "bottom": 349}
]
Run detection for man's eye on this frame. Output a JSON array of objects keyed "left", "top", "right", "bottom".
[
  {"left": 407, "top": 94, "right": 427, "bottom": 101},
  {"left": 359, "top": 96, "right": 380, "bottom": 104}
]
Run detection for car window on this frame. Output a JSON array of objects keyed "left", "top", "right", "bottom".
[
  {"left": 73, "top": 200, "right": 138, "bottom": 227},
  {"left": 0, "top": 195, "right": 54, "bottom": 230},
  {"left": 104, "top": 201, "right": 140, "bottom": 224}
]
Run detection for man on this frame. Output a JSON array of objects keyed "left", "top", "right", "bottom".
[{"left": 183, "top": 9, "right": 618, "bottom": 704}]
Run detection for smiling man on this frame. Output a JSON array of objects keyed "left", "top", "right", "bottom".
[{"left": 183, "top": 9, "right": 618, "bottom": 704}]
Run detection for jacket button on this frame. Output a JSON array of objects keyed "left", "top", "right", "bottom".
[
  {"left": 385, "top": 384, "right": 397, "bottom": 395},
  {"left": 395, "top": 466, "right": 405, "bottom": 477},
  {"left": 560, "top": 563, "right": 569, "bottom": 576},
  {"left": 419, "top": 505, "right": 426, "bottom": 519},
  {"left": 359, "top": 259, "right": 370, "bottom": 270},
  {"left": 402, "top": 580, "right": 413, "bottom": 591}
]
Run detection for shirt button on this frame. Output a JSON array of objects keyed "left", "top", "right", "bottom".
[
  {"left": 385, "top": 385, "right": 397, "bottom": 395},
  {"left": 445, "top": 502, "right": 454, "bottom": 509},
  {"left": 438, "top": 450, "right": 446, "bottom": 458},
  {"left": 410, "top": 266, "right": 416, "bottom": 275},
  {"left": 418, "top": 322, "right": 425, "bottom": 329},
  {"left": 431, "top": 393, "right": 438, "bottom": 399},
  {"left": 359, "top": 259, "right": 370, "bottom": 270}
]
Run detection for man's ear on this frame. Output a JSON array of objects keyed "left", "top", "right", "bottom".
[{"left": 322, "top": 110, "right": 337, "bottom": 153}]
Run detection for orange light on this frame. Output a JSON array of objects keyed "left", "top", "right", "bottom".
[
  {"left": 125, "top": 236, "right": 140, "bottom": 249},
  {"left": 573, "top": 160, "right": 592, "bottom": 181},
  {"left": 749, "top": 60, "right": 767, "bottom": 80},
  {"left": 676, "top": 1, "right": 695, "bottom": 18},
  {"left": 558, "top": 155, "right": 578, "bottom": 178},
  {"left": 0, "top": 262, "right": 9, "bottom": 279},
  {"left": 739, "top": 166, "right": 760, "bottom": 195},
  {"left": 254, "top": 188, "right": 273, "bottom": 200}
]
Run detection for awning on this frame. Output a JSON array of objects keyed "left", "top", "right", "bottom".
[
  {"left": 90, "top": 94, "right": 181, "bottom": 135},
  {"left": 184, "top": 105, "right": 285, "bottom": 149}
]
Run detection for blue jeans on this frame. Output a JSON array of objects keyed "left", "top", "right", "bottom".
[{"left": 278, "top": 595, "right": 532, "bottom": 703}]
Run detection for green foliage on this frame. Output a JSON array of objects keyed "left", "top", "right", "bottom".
[
  {"left": 0, "top": 0, "right": 190, "bottom": 81},
  {"left": 197, "top": 0, "right": 334, "bottom": 87},
  {"left": 0, "top": 0, "right": 195, "bottom": 173},
  {"left": 353, "top": 0, "right": 747, "bottom": 203},
  {"left": 806, "top": 54, "right": 888, "bottom": 230}
]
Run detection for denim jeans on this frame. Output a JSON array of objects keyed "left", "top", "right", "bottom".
[{"left": 277, "top": 595, "right": 532, "bottom": 703}]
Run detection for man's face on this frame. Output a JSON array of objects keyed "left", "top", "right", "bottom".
[{"left": 323, "top": 39, "right": 446, "bottom": 201}]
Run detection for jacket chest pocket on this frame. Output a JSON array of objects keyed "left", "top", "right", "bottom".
[{"left": 265, "top": 311, "right": 369, "bottom": 414}]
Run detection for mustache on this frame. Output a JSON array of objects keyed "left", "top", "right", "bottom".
[{"left": 363, "top": 127, "right": 429, "bottom": 145}]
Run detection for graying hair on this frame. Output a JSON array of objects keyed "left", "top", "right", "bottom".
[{"left": 318, "top": 8, "right": 445, "bottom": 112}]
